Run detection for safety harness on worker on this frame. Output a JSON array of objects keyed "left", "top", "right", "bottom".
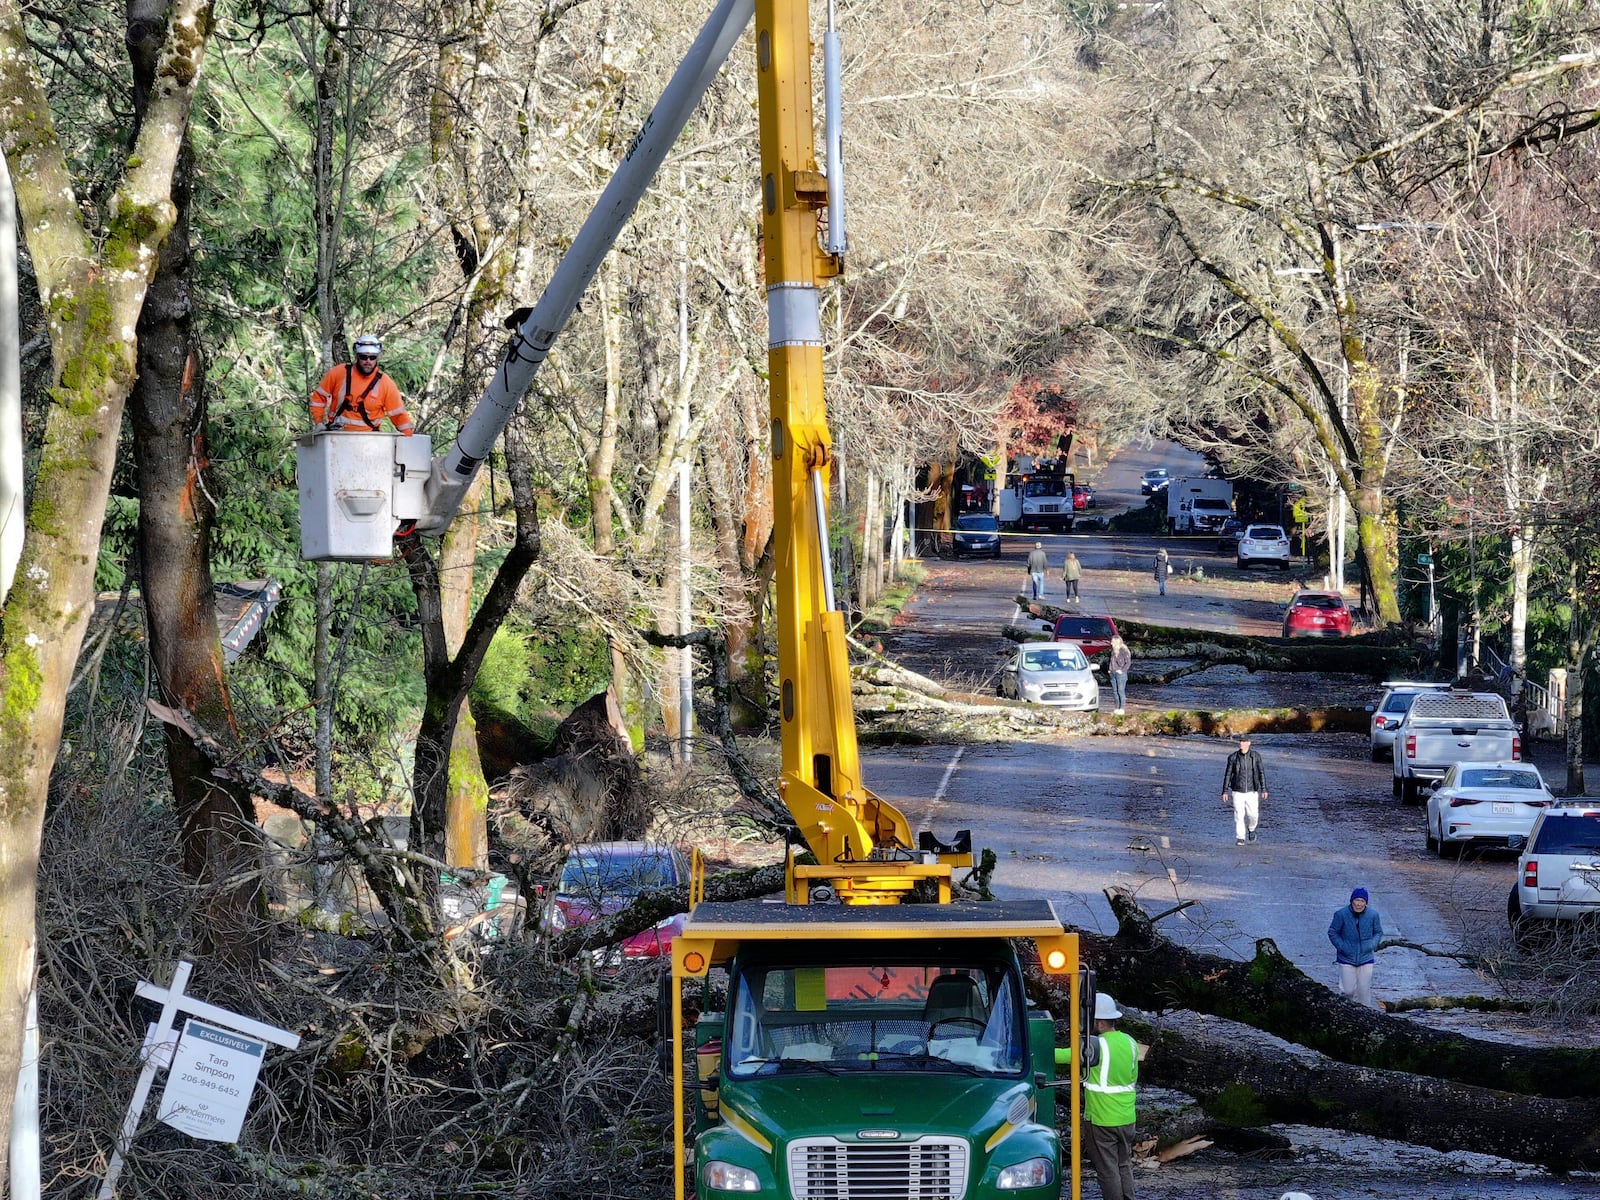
[{"left": 328, "top": 363, "right": 388, "bottom": 431}]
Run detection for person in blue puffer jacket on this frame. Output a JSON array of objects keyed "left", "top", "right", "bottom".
[{"left": 1327, "top": 887, "right": 1384, "bottom": 1008}]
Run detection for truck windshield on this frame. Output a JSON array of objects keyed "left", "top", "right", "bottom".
[
  {"left": 725, "top": 960, "right": 1025, "bottom": 1079},
  {"left": 1022, "top": 480, "right": 1067, "bottom": 498}
]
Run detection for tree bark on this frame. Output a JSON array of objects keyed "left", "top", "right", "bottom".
[
  {"left": 0, "top": 0, "right": 214, "bottom": 1170},
  {"left": 407, "top": 418, "right": 540, "bottom": 870},
  {"left": 1091, "top": 888, "right": 1600, "bottom": 1100},
  {"left": 128, "top": 5, "right": 263, "bottom": 964},
  {"left": 441, "top": 475, "right": 489, "bottom": 871},
  {"left": 1128, "top": 1008, "right": 1600, "bottom": 1172}
]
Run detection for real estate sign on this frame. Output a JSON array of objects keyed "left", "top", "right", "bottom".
[{"left": 155, "top": 1019, "right": 267, "bottom": 1143}]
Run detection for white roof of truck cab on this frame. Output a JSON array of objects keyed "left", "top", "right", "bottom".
[{"left": 679, "top": 899, "right": 1066, "bottom": 941}]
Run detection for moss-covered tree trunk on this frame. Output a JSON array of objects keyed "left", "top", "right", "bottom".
[
  {"left": 0, "top": 0, "right": 214, "bottom": 1171},
  {"left": 441, "top": 476, "right": 489, "bottom": 870}
]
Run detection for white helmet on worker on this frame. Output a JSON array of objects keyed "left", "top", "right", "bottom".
[
  {"left": 1094, "top": 992, "right": 1122, "bottom": 1020},
  {"left": 352, "top": 334, "right": 382, "bottom": 358}
]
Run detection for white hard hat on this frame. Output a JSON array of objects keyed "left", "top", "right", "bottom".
[
  {"left": 1094, "top": 992, "right": 1121, "bottom": 1020},
  {"left": 353, "top": 334, "right": 382, "bottom": 357},
  {"left": 1280, "top": 1193, "right": 1316, "bottom": 1200}
]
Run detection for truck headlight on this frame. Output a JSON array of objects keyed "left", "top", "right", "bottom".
[
  {"left": 996, "top": 1157, "right": 1056, "bottom": 1190},
  {"left": 702, "top": 1161, "right": 762, "bottom": 1192}
]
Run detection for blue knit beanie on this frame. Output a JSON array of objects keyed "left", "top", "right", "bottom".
[{"left": 1350, "top": 887, "right": 1369, "bottom": 903}]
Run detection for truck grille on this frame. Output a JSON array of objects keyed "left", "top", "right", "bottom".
[{"left": 787, "top": 1136, "right": 969, "bottom": 1200}]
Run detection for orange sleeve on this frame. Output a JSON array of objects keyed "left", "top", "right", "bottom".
[
  {"left": 379, "top": 375, "right": 414, "bottom": 435},
  {"left": 310, "top": 366, "right": 342, "bottom": 425}
]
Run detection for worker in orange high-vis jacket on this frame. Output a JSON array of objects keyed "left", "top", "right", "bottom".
[{"left": 310, "top": 334, "right": 414, "bottom": 435}]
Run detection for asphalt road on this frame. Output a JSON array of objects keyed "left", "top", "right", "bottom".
[{"left": 868, "top": 440, "right": 1600, "bottom": 1199}]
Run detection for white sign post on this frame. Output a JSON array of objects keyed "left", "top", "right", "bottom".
[{"left": 99, "top": 962, "right": 299, "bottom": 1198}]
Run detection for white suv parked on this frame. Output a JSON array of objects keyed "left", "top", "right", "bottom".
[
  {"left": 1237, "top": 524, "right": 1290, "bottom": 570},
  {"left": 1507, "top": 801, "right": 1600, "bottom": 947}
]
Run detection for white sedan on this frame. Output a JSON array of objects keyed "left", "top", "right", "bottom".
[
  {"left": 1237, "top": 523, "right": 1291, "bottom": 570},
  {"left": 998, "top": 641, "right": 1100, "bottom": 710},
  {"left": 1425, "top": 761, "right": 1554, "bottom": 856}
]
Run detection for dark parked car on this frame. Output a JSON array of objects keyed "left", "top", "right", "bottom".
[
  {"left": 1042, "top": 613, "right": 1120, "bottom": 666},
  {"left": 1215, "top": 519, "right": 1245, "bottom": 553},
  {"left": 952, "top": 512, "right": 1002, "bottom": 558}
]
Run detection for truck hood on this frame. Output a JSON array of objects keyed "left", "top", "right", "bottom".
[{"left": 724, "top": 1071, "right": 1031, "bottom": 1144}]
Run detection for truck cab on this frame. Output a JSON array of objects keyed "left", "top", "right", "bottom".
[{"left": 671, "top": 901, "right": 1082, "bottom": 1200}]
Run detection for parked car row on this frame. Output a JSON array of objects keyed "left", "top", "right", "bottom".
[
  {"left": 998, "top": 613, "right": 1123, "bottom": 711},
  {"left": 1364, "top": 682, "right": 1587, "bottom": 947}
]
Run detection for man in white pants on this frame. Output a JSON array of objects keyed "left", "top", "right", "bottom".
[{"left": 1220, "top": 736, "right": 1268, "bottom": 845}]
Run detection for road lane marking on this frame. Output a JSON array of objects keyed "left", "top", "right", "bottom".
[{"left": 933, "top": 746, "right": 967, "bottom": 802}]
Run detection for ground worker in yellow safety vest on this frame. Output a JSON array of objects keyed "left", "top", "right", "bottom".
[
  {"left": 310, "top": 334, "right": 414, "bottom": 435},
  {"left": 1055, "top": 991, "right": 1139, "bottom": 1200}
]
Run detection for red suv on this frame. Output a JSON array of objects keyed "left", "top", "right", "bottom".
[
  {"left": 1282, "top": 590, "right": 1351, "bottom": 638},
  {"left": 1044, "top": 613, "right": 1119, "bottom": 664}
]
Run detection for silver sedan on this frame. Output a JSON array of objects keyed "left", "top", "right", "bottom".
[
  {"left": 998, "top": 641, "right": 1100, "bottom": 710},
  {"left": 1425, "top": 761, "right": 1554, "bottom": 856}
]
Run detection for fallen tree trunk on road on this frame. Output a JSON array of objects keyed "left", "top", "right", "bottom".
[
  {"left": 1128, "top": 1008, "right": 1600, "bottom": 1172},
  {"left": 1086, "top": 887, "right": 1600, "bottom": 1100},
  {"left": 1009, "top": 600, "right": 1429, "bottom": 678}
]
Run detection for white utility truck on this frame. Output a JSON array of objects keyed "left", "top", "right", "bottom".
[{"left": 1166, "top": 477, "right": 1234, "bottom": 535}]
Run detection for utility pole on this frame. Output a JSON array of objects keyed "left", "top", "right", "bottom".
[{"left": 675, "top": 169, "right": 694, "bottom": 764}]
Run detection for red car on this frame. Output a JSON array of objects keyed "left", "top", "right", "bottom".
[
  {"left": 1045, "top": 613, "right": 1119, "bottom": 664},
  {"left": 549, "top": 841, "right": 691, "bottom": 970},
  {"left": 1071, "top": 485, "right": 1091, "bottom": 510},
  {"left": 1282, "top": 590, "right": 1352, "bottom": 638}
]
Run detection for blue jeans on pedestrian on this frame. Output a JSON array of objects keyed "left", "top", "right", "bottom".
[
  {"left": 1030, "top": 571, "right": 1045, "bottom": 599},
  {"left": 1110, "top": 671, "right": 1127, "bottom": 710}
]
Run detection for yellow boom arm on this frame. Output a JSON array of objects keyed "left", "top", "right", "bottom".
[{"left": 756, "top": 0, "right": 965, "bottom": 903}]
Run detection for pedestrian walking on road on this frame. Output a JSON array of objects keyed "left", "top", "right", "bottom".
[
  {"left": 1153, "top": 548, "right": 1170, "bottom": 596},
  {"left": 1026, "top": 542, "right": 1049, "bottom": 600},
  {"left": 1327, "top": 888, "right": 1384, "bottom": 1009},
  {"left": 1221, "top": 736, "right": 1268, "bottom": 845},
  {"left": 1056, "top": 992, "right": 1139, "bottom": 1200},
  {"left": 1062, "top": 551, "right": 1082, "bottom": 602},
  {"left": 1108, "top": 635, "right": 1131, "bottom": 715}
]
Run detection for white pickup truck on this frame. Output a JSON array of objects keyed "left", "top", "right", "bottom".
[{"left": 1393, "top": 689, "right": 1520, "bottom": 805}]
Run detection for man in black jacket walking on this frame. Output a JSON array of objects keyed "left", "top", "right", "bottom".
[{"left": 1221, "top": 737, "right": 1268, "bottom": 845}]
